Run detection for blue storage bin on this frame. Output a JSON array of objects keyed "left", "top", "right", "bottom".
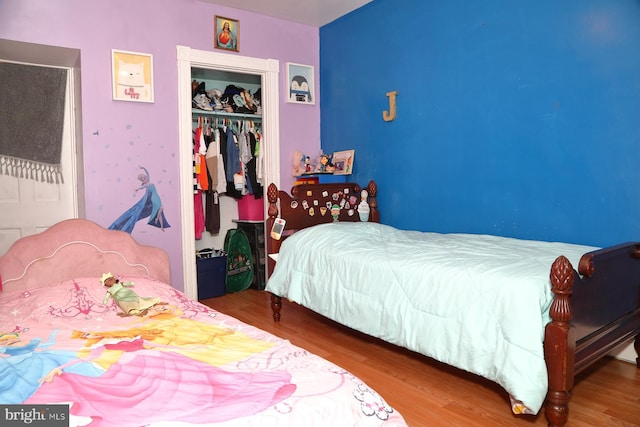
[{"left": 197, "top": 252, "right": 227, "bottom": 299}]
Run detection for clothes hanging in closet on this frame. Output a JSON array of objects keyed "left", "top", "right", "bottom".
[
  {"left": 192, "top": 116, "right": 264, "bottom": 238},
  {"left": 236, "top": 127, "right": 262, "bottom": 199},
  {"left": 204, "top": 123, "right": 225, "bottom": 234},
  {"left": 219, "top": 124, "right": 243, "bottom": 199},
  {"left": 193, "top": 119, "right": 208, "bottom": 239},
  {"left": 245, "top": 129, "right": 262, "bottom": 198}
]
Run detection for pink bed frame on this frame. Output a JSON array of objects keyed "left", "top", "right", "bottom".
[{"left": 0, "top": 219, "right": 170, "bottom": 290}]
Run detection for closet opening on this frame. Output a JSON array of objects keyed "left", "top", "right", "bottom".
[
  {"left": 191, "top": 68, "right": 265, "bottom": 298},
  {"left": 176, "top": 46, "right": 280, "bottom": 301}
]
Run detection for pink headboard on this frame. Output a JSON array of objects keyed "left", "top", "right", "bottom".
[{"left": 0, "top": 219, "right": 171, "bottom": 291}]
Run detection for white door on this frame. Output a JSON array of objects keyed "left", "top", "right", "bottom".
[{"left": 0, "top": 65, "right": 79, "bottom": 255}]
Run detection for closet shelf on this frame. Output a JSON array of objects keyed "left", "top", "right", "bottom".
[{"left": 192, "top": 109, "right": 262, "bottom": 120}]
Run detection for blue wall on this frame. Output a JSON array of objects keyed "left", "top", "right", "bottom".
[{"left": 320, "top": 0, "right": 640, "bottom": 247}]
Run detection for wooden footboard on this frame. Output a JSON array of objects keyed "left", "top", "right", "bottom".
[{"left": 545, "top": 244, "right": 640, "bottom": 427}]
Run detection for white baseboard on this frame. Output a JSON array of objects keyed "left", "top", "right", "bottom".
[{"left": 610, "top": 342, "right": 637, "bottom": 364}]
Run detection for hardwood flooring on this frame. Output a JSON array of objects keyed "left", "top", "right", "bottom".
[{"left": 201, "top": 289, "right": 640, "bottom": 427}]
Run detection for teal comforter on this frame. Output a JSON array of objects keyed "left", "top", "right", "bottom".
[{"left": 266, "top": 222, "right": 598, "bottom": 414}]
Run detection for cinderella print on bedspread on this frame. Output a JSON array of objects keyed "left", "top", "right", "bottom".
[{"left": 0, "top": 330, "right": 103, "bottom": 404}]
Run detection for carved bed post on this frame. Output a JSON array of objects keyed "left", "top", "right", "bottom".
[
  {"left": 367, "top": 180, "right": 380, "bottom": 223},
  {"left": 630, "top": 246, "right": 640, "bottom": 368},
  {"left": 266, "top": 183, "right": 282, "bottom": 322},
  {"left": 545, "top": 255, "right": 576, "bottom": 427},
  {"left": 266, "top": 183, "right": 279, "bottom": 279},
  {"left": 270, "top": 293, "right": 282, "bottom": 322}
]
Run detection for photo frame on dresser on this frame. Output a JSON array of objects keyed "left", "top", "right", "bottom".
[
  {"left": 111, "top": 49, "right": 154, "bottom": 103},
  {"left": 332, "top": 150, "right": 355, "bottom": 175}
]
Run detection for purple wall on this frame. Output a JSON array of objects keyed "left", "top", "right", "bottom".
[{"left": 0, "top": 0, "right": 320, "bottom": 290}]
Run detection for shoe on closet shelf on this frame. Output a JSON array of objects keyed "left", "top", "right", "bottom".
[
  {"left": 207, "top": 89, "right": 223, "bottom": 110},
  {"left": 193, "top": 81, "right": 207, "bottom": 98},
  {"left": 233, "top": 94, "right": 254, "bottom": 114},
  {"left": 193, "top": 93, "right": 213, "bottom": 111},
  {"left": 207, "top": 88, "right": 221, "bottom": 99},
  {"left": 252, "top": 89, "right": 262, "bottom": 114},
  {"left": 220, "top": 94, "right": 235, "bottom": 113},
  {"left": 192, "top": 80, "right": 200, "bottom": 97},
  {"left": 233, "top": 94, "right": 246, "bottom": 108},
  {"left": 242, "top": 90, "right": 257, "bottom": 113}
]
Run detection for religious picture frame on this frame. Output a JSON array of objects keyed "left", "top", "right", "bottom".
[
  {"left": 111, "top": 49, "right": 154, "bottom": 103},
  {"left": 214, "top": 16, "right": 239, "bottom": 52},
  {"left": 286, "top": 62, "right": 315, "bottom": 105},
  {"left": 332, "top": 150, "right": 355, "bottom": 175}
]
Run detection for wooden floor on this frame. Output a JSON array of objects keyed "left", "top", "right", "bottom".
[{"left": 201, "top": 289, "right": 640, "bottom": 427}]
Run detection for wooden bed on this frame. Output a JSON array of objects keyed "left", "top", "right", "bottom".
[
  {"left": 265, "top": 180, "right": 640, "bottom": 427},
  {"left": 0, "top": 218, "right": 408, "bottom": 427}
]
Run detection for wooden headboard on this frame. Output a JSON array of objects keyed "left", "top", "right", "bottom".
[
  {"left": 0, "top": 219, "right": 171, "bottom": 290},
  {"left": 265, "top": 180, "right": 379, "bottom": 276}
]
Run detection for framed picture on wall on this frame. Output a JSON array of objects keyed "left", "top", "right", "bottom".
[
  {"left": 332, "top": 150, "right": 355, "bottom": 175},
  {"left": 286, "top": 62, "right": 315, "bottom": 105},
  {"left": 214, "top": 16, "right": 239, "bottom": 52},
  {"left": 111, "top": 50, "right": 154, "bottom": 103}
]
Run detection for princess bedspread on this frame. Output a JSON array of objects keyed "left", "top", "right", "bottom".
[{"left": 0, "top": 275, "right": 406, "bottom": 426}]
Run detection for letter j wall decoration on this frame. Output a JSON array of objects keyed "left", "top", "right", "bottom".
[{"left": 111, "top": 49, "right": 154, "bottom": 103}]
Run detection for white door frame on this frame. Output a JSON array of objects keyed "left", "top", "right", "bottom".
[
  {"left": 176, "top": 45, "right": 280, "bottom": 300},
  {"left": 0, "top": 40, "right": 84, "bottom": 254}
]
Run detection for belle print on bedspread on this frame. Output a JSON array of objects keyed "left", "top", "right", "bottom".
[
  {"left": 108, "top": 166, "right": 170, "bottom": 233},
  {"left": 72, "top": 310, "right": 274, "bottom": 367}
]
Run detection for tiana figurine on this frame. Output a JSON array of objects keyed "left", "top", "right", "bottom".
[{"left": 101, "top": 273, "right": 162, "bottom": 316}]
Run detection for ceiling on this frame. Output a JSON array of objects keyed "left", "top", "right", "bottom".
[{"left": 201, "top": 0, "right": 372, "bottom": 27}]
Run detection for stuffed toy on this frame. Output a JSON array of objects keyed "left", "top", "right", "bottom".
[
  {"left": 304, "top": 156, "right": 313, "bottom": 173},
  {"left": 292, "top": 150, "right": 305, "bottom": 176},
  {"left": 317, "top": 152, "right": 335, "bottom": 173},
  {"left": 101, "top": 273, "right": 162, "bottom": 316}
]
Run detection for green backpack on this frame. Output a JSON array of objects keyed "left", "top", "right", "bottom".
[{"left": 223, "top": 228, "right": 254, "bottom": 293}]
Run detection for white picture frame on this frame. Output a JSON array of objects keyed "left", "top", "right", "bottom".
[
  {"left": 286, "top": 62, "right": 315, "bottom": 105},
  {"left": 332, "top": 149, "right": 355, "bottom": 175},
  {"left": 111, "top": 49, "right": 154, "bottom": 103}
]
